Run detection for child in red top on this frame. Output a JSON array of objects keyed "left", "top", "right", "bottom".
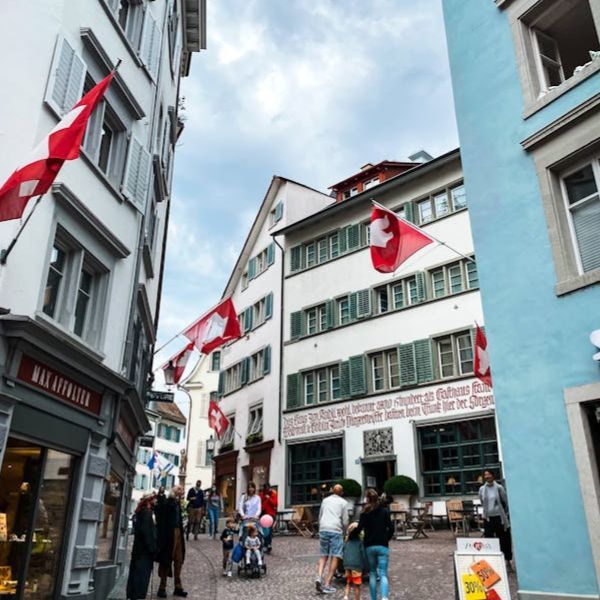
[{"left": 259, "top": 483, "right": 278, "bottom": 553}]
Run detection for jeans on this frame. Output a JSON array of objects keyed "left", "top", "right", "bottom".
[
  {"left": 261, "top": 526, "right": 273, "bottom": 549},
  {"left": 319, "top": 530, "right": 344, "bottom": 558},
  {"left": 483, "top": 516, "right": 513, "bottom": 560},
  {"left": 366, "top": 546, "right": 389, "bottom": 600},
  {"left": 207, "top": 506, "right": 220, "bottom": 537}
]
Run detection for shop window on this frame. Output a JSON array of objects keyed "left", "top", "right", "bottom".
[
  {"left": 96, "top": 472, "right": 123, "bottom": 563},
  {"left": 435, "top": 330, "right": 474, "bottom": 378},
  {"left": 418, "top": 418, "right": 501, "bottom": 496},
  {"left": 289, "top": 438, "right": 344, "bottom": 504}
]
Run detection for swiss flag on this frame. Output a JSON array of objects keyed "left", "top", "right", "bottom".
[
  {"left": 208, "top": 399, "right": 230, "bottom": 439},
  {"left": 162, "top": 342, "right": 195, "bottom": 385},
  {"left": 0, "top": 72, "right": 115, "bottom": 222},
  {"left": 474, "top": 324, "right": 493, "bottom": 388},
  {"left": 183, "top": 297, "right": 242, "bottom": 355},
  {"left": 370, "top": 205, "right": 433, "bottom": 273}
]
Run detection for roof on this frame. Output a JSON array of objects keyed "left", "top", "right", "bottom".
[
  {"left": 273, "top": 148, "right": 461, "bottom": 237},
  {"left": 328, "top": 160, "right": 419, "bottom": 190},
  {"left": 151, "top": 401, "right": 187, "bottom": 425}
]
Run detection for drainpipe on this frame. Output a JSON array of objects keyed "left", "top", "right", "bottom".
[{"left": 272, "top": 236, "right": 285, "bottom": 444}]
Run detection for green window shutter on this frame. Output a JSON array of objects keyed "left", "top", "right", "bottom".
[
  {"left": 267, "top": 242, "right": 275, "bottom": 265},
  {"left": 346, "top": 224, "right": 360, "bottom": 250},
  {"left": 286, "top": 373, "right": 300, "bottom": 409},
  {"left": 263, "top": 346, "right": 271, "bottom": 375},
  {"left": 416, "top": 272, "right": 427, "bottom": 303},
  {"left": 349, "top": 293, "right": 358, "bottom": 321},
  {"left": 325, "top": 299, "right": 335, "bottom": 329},
  {"left": 248, "top": 257, "right": 257, "bottom": 279},
  {"left": 349, "top": 355, "right": 367, "bottom": 396},
  {"left": 404, "top": 201, "right": 415, "bottom": 224},
  {"left": 218, "top": 371, "right": 224, "bottom": 396},
  {"left": 244, "top": 307, "right": 253, "bottom": 332},
  {"left": 290, "top": 246, "right": 303, "bottom": 272},
  {"left": 265, "top": 293, "right": 273, "bottom": 320},
  {"left": 414, "top": 338, "right": 434, "bottom": 384},
  {"left": 275, "top": 202, "right": 283, "bottom": 221},
  {"left": 290, "top": 311, "right": 303, "bottom": 340},
  {"left": 399, "top": 343, "right": 417, "bottom": 386},
  {"left": 340, "top": 361, "right": 351, "bottom": 399},
  {"left": 241, "top": 358, "right": 250, "bottom": 385},
  {"left": 356, "top": 289, "right": 372, "bottom": 318},
  {"left": 339, "top": 229, "right": 348, "bottom": 253}
]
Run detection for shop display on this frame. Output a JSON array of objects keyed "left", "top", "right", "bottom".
[{"left": 0, "top": 515, "right": 6, "bottom": 542}]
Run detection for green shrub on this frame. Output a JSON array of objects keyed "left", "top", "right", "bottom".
[
  {"left": 383, "top": 475, "right": 419, "bottom": 496},
  {"left": 335, "top": 478, "right": 362, "bottom": 497}
]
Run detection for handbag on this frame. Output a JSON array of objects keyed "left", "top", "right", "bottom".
[{"left": 231, "top": 541, "right": 244, "bottom": 563}]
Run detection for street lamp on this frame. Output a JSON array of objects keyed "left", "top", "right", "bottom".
[
  {"left": 162, "top": 360, "right": 176, "bottom": 387},
  {"left": 206, "top": 435, "right": 216, "bottom": 454}
]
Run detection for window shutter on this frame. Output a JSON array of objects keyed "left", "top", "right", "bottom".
[
  {"left": 45, "top": 36, "right": 86, "bottom": 116},
  {"left": 265, "top": 293, "right": 273, "bottom": 320},
  {"left": 290, "top": 311, "right": 303, "bottom": 340},
  {"left": 196, "top": 441, "right": 205, "bottom": 467},
  {"left": 106, "top": 0, "right": 120, "bottom": 12},
  {"left": 290, "top": 245, "right": 303, "bottom": 271},
  {"left": 356, "top": 289, "right": 372, "bottom": 318},
  {"left": 286, "top": 373, "right": 300, "bottom": 409},
  {"left": 404, "top": 201, "right": 415, "bottom": 224},
  {"left": 241, "top": 358, "right": 250, "bottom": 385},
  {"left": 275, "top": 202, "right": 283, "bottom": 221},
  {"left": 338, "top": 229, "right": 348, "bottom": 253},
  {"left": 140, "top": 10, "right": 161, "bottom": 78},
  {"left": 263, "top": 346, "right": 271, "bottom": 375},
  {"left": 82, "top": 100, "right": 106, "bottom": 161},
  {"left": 349, "top": 355, "right": 367, "bottom": 396},
  {"left": 399, "top": 343, "right": 417, "bottom": 386},
  {"left": 572, "top": 200, "right": 600, "bottom": 272},
  {"left": 414, "top": 338, "right": 434, "bottom": 384},
  {"left": 267, "top": 242, "right": 275, "bottom": 265},
  {"left": 349, "top": 293, "right": 358, "bottom": 321},
  {"left": 416, "top": 272, "right": 427, "bottom": 303},
  {"left": 325, "top": 299, "right": 335, "bottom": 329},
  {"left": 244, "top": 307, "right": 253, "bottom": 332},
  {"left": 218, "top": 371, "right": 224, "bottom": 396},
  {"left": 346, "top": 224, "right": 360, "bottom": 250},
  {"left": 340, "top": 361, "right": 351, "bottom": 399},
  {"left": 122, "top": 136, "right": 152, "bottom": 211},
  {"left": 247, "top": 257, "right": 256, "bottom": 279}
]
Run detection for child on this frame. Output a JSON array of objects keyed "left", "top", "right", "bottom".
[
  {"left": 342, "top": 522, "right": 368, "bottom": 600},
  {"left": 220, "top": 519, "right": 236, "bottom": 577},
  {"left": 244, "top": 524, "right": 262, "bottom": 566}
]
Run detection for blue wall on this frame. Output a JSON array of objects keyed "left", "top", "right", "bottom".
[{"left": 443, "top": 1, "right": 600, "bottom": 596}]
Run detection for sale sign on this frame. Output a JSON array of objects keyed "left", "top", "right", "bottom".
[
  {"left": 461, "top": 573, "right": 486, "bottom": 600},
  {"left": 455, "top": 553, "right": 511, "bottom": 600},
  {"left": 471, "top": 559, "right": 502, "bottom": 589}
]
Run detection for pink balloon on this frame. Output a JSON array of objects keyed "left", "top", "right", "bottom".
[{"left": 259, "top": 514, "right": 274, "bottom": 529}]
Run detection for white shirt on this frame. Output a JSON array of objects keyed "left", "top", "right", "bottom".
[{"left": 238, "top": 493, "right": 262, "bottom": 519}]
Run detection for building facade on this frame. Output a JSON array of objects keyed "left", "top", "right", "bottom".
[
  {"left": 276, "top": 151, "right": 500, "bottom": 508},
  {"left": 444, "top": 1, "right": 600, "bottom": 598},
  {"left": 212, "top": 177, "right": 330, "bottom": 513},
  {"left": 0, "top": 1, "right": 204, "bottom": 598}
]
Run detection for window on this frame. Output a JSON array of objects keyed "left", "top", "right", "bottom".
[
  {"left": 417, "top": 185, "right": 467, "bottom": 224},
  {"left": 428, "top": 259, "right": 476, "bottom": 298},
  {"left": 224, "top": 363, "right": 242, "bottom": 394},
  {"left": 434, "top": 192, "right": 450, "bottom": 218},
  {"left": 317, "top": 370, "right": 328, "bottom": 402},
  {"left": 392, "top": 283, "right": 404, "bottom": 309},
  {"left": 342, "top": 187, "right": 359, "bottom": 200},
  {"left": 255, "top": 249, "right": 267, "bottom": 273},
  {"left": 418, "top": 199, "right": 433, "bottom": 223},
  {"left": 318, "top": 237, "right": 329, "bottom": 263},
  {"left": 253, "top": 297, "right": 266, "bottom": 326},
  {"left": 156, "top": 424, "right": 181, "bottom": 443},
  {"left": 451, "top": 184, "right": 467, "bottom": 210},
  {"left": 330, "top": 365, "right": 341, "bottom": 400},
  {"left": 562, "top": 160, "right": 600, "bottom": 273},
  {"left": 306, "top": 243, "right": 316, "bottom": 268},
  {"left": 211, "top": 351, "right": 221, "bottom": 371},
  {"left": 329, "top": 233, "right": 340, "bottom": 258},
  {"left": 369, "top": 349, "right": 401, "bottom": 392},
  {"left": 304, "top": 372, "right": 315, "bottom": 405},
  {"left": 407, "top": 276, "right": 419, "bottom": 305},
  {"left": 249, "top": 350, "right": 264, "bottom": 382},
  {"left": 302, "top": 365, "right": 342, "bottom": 405},
  {"left": 241, "top": 272, "right": 249, "bottom": 291},
  {"left": 43, "top": 244, "right": 66, "bottom": 319},
  {"left": 436, "top": 331, "right": 474, "bottom": 378},
  {"left": 220, "top": 416, "right": 236, "bottom": 448},
  {"left": 338, "top": 297, "right": 350, "bottom": 325},
  {"left": 419, "top": 417, "right": 500, "bottom": 496},
  {"left": 289, "top": 438, "right": 344, "bottom": 504},
  {"left": 363, "top": 176, "right": 380, "bottom": 190},
  {"left": 376, "top": 287, "right": 389, "bottom": 314},
  {"left": 466, "top": 261, "right": 479, "bottom": 289},
  {"left": 307, "top": 307, "right": 317, "bottom": 335},
  {"left": 269, "top": 202, "right": 283, "bottom": 227},
  {"left": 115, "top": 0, "right": 145, "bottom": 49},
  {"left": 73, "top": 265, "right": 94, "bottom": 337},
  {"left": 318, "top": 304, "right": 327, "bottom": 331},
  {"left": 97, "top": 472, "right": 123, "bottom": 562},
  {"left": 248, "top": 405, "right": 263, "bottom": 439}
]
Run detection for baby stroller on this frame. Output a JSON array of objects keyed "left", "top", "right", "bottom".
[{"left": 236, "top": 519, "right": 267, "bottom": 578}]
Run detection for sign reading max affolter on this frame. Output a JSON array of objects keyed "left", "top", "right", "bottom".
[{"left": 17, "top": 354, "right": 103, "bottom": 415}]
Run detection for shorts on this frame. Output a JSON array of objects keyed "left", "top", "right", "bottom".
[
  {"left": 319, "top": 530, "right": 344, "bottom": 558},
  {"left": 346, "top": 570, "right": 362, "bottom": 586}
]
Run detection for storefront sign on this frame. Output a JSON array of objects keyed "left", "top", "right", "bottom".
[
  {"left": 457, "top": 538, "right": 500, "bottom": 554},
  {"left": 17, "top": 355, "right": 102, "bottom": 415},
  {"left": 283, "top": 378, "right": 494, "bottom": 440},
  {"left": 116, "top": 417, "right": 136, "bottom": 451},
  {"left": 147, "top": 390, "right": 175, "bottom": 403},
  {"left": 454, "top": 551, "right": 511, "bottom": 600}
]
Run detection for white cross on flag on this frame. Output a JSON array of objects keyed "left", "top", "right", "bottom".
[
  {"left": 474, "top": 324, "right": 493, "bottom": 388},
  {"left": 208, "top": 399, "right": 230, "bottom": 439},
  {"left": 0, "top": 72, "right": 115, "bottom": 222},
  {"left": 162, "top": 342, "right": 195, "bottom": 385}
]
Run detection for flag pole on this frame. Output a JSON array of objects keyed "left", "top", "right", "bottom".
[
  {"left": 371, "top": 199, "right": 476, "bottom": 264},
  {"left": 0, "top": 194, "right": 44, "bottom": 265}
]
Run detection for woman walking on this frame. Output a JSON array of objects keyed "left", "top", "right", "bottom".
[
  {"left": 357, "top": 489, "right": 394, "bottom": 600},
  {"left": 206, "top": 485, "right": 224, "bottom": 539},
  {"left": 126, "top": 494, "right": 157, "bottom": 600},
  {"left": 237, "top": 481, "right": 262, "bottom": 539}
]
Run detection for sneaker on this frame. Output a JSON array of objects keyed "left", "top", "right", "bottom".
[
  {"left": 157, "top": 590, "right": 167, "bottom": 599},
  {"left": 222, "top": 569, "right": 227, "bottom": 576},
  {"left": 315, "top": 577, "right": 323, "bottom": 593},
  {"left": 227, "top": 571, "right": 232, "bottom": 577},
  {"left": 322, "top": 586, "right": 336, "bottom": 594},
  {"left": 173, "top": 589, "right": 188, "bottom": 597}
]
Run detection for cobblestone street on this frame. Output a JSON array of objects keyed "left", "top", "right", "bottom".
[{"left": 138, "top": 531, "right": 519, "bottom": 600}]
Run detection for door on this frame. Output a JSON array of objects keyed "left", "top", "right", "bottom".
[{"left": 363, "top": 460, "right": 396, "bottom": 494}]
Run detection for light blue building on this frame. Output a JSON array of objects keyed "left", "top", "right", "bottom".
[{"left": 443, "top": 1, "right": 600, "bottom": 599}]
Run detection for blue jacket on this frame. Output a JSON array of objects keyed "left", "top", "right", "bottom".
[{"left": 342, "top": 538, "right": 369, "bottom": 572}]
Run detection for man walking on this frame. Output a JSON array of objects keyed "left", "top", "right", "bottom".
[
  {"left": 186, "top": 480, "right": 205, "bottom": 540},
  {"left": 316, "top": 484, "right": 349, "bottom": 594}
]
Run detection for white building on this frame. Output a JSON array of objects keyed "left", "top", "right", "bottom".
[
  {"left": 275, "top": 150, "right": 501, "bottom": 507},
  {"left": 0, "top": 1, "right": 204, "bottom": 598},
  {"left": 211, "top": 177, "right": 330, "bottom": 513}
]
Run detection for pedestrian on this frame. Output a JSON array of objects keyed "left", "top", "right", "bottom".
[
  {"left": 342, "top": 522, "right": 368, "bottom": 600},
  {"left": 206, "top": 485, "right": 224, "bottom": 539},
  {"left": 220, "top": 518, "right": 237, "bottom": 577},
  {"left": 479, "top": 468, "right": 513, "bottom": 570},
  {"left": 155, "top": 486, "right": 188, "bottom": 598},
  {"left": 244, "top": 523, "right": 263, "bottom": 567},
  {"left": 237, "top": 481, "right": 262, "bottom": 538},
  {"left": 126, "top": 494, "right": 157, "bottom": 600},
  {"left": 316, "top": 484, "right": 349, "bottom": 595},
  {"left": 357, "top": 488, "right": 394, "bottom": 600},
  {"left": 186, "top": 480, "right": 205, "bottom": 540},
  {"left": 259, "top": 482, "right": 278, "bottom": 553}
]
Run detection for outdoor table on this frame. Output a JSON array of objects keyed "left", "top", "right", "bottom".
[
  {"left": 274, "top": 510, "right": 295, "bottom": 535},
  {"left": 450, "top": 508, "right": 478, "bottom": 536},
  {"left": 390, "top": 510, "right": 410, "bottom": 538}
]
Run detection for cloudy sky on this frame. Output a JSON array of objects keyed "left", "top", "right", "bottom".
[{"left": 157, "top": 0, "right": 458, "bottom": 363}]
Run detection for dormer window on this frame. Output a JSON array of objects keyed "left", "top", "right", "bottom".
[{"left": 363, "top": 177, "right": 380, "bottom": 191}]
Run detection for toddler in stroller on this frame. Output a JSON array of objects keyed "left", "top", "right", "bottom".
[{"left": 237, "top": 520, "right": 267, "bottom": 578}]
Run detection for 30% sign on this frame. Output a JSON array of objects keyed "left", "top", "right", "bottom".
[{"left": 461, "top": 573, "right": 486, "bottom": 600}]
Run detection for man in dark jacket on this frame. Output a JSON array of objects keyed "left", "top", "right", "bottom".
[
  {"left": 155, "top": 486, "right": 187, "bottom": 598},
  {"left": 186, "top": 480, "right": 205, "bottom": 540}
]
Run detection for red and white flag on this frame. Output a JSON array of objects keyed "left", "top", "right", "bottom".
[
  {"left": 370, "top": 204, "right": 433, "bottom": 273},
  {"left": 183, "top": 297, "right": 242, "bottom": 355},
  {"left": 0, "top": 72, "right": 115, "bottom": 222},
  {"left": 474, "top": 324, "right": 493, "bottom": 388},
  {"left": 162, "top": 342, "right": 195, "bottom": 385},
  {"left": 208, "top": 399, "right": 230, "bottom": 439}
]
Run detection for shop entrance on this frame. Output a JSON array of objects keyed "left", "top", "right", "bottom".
[
  {"left": 362, "top": 460, "right": 396, "bottom": 494},
  {"left": 0, "top": 436, "right": 75, "bottom": 599}
]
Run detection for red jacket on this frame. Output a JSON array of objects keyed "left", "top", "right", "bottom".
[{"left": 259, "top": 490, "right": 278, "bottom": 518}]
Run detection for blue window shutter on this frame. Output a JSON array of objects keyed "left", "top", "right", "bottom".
[
  {"left": 286, "top": 373, "right": 300, "bottom": 409},
  {"left": 399, "top": 343, "right": 417, "bottom": 386},
  {"left": 414, "top": 339, "right": 434, "bottom": 383},
  {"left": 263, "top": 346, "right": 271, "bottom": 375},
  {"left": 275, "top": 202, "right": 283, "bottom": 221},
  {"left": 267, "top": 243, "right": 275, "bottom": 265},
  {"left": 247, "top": 257, "right": 256, "bottom": 279},
  {"left": 244, "top": 307, "right": 253, "bottom": 332},
  {"left": 265, "top": 293, "right": 273, "bottom": 320},
  {"left": 218, "top": 372, "right": 224, "bottom": 396},
  {"left": 290, "top": 246, "right": 303, "bottom": 271},
  {"left": 349, "top": 355, "right": 367, "bottom": 396},
  {"left": 241, "top": 359, "right": 249, "bottom": 385},
  {"left": 290, "top": 311, "right": 303, "bottom": 340},
  {"left": 340, "top": 361, "right": 350, "bottom": 399}
]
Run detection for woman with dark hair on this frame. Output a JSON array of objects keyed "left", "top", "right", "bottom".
[
  {"left": 238, "top": 481, "right": 262, "bottom": 540},
  {"left": 357, "top": 489, "right": 394, "bottom": 600},
  {"left": 126, "top": 494, "right": 157, "bottom": 600}
]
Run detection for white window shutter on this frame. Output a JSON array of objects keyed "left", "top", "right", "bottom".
[
  {"left": 106, "top": 0, "right": 120, "bottom": 12},
  {"left": 122, "top": 136, "right": 151, "bottom": 212},
  {"left": 82, "top": 100, "right": 105, "bottom": 161},
  {"left": 45, "top": 36, "right": 86, "bottom": 115},
  {"left": 140, "top": 10, "right": 161, "bottom": 78},
  {"left": 196, "top": 440, "right": 205, "bottom": 467}
]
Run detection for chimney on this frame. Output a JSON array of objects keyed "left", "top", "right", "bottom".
[
  {"left": 408, "top": 150, "right": 434, "bottom": 163},
  {"left": 360, "top": 163, "right": 374, "bottom": 171}
]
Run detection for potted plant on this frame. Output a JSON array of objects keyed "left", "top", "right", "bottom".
[
  {"left": 335, "top": 478, "right": 362, "bottom": 512},
  {"left": 383, "top": 475, "right": 419, "bottom": 509},
  {"left": 245, "top": 432, "right": 263, "bottom": 446}
]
